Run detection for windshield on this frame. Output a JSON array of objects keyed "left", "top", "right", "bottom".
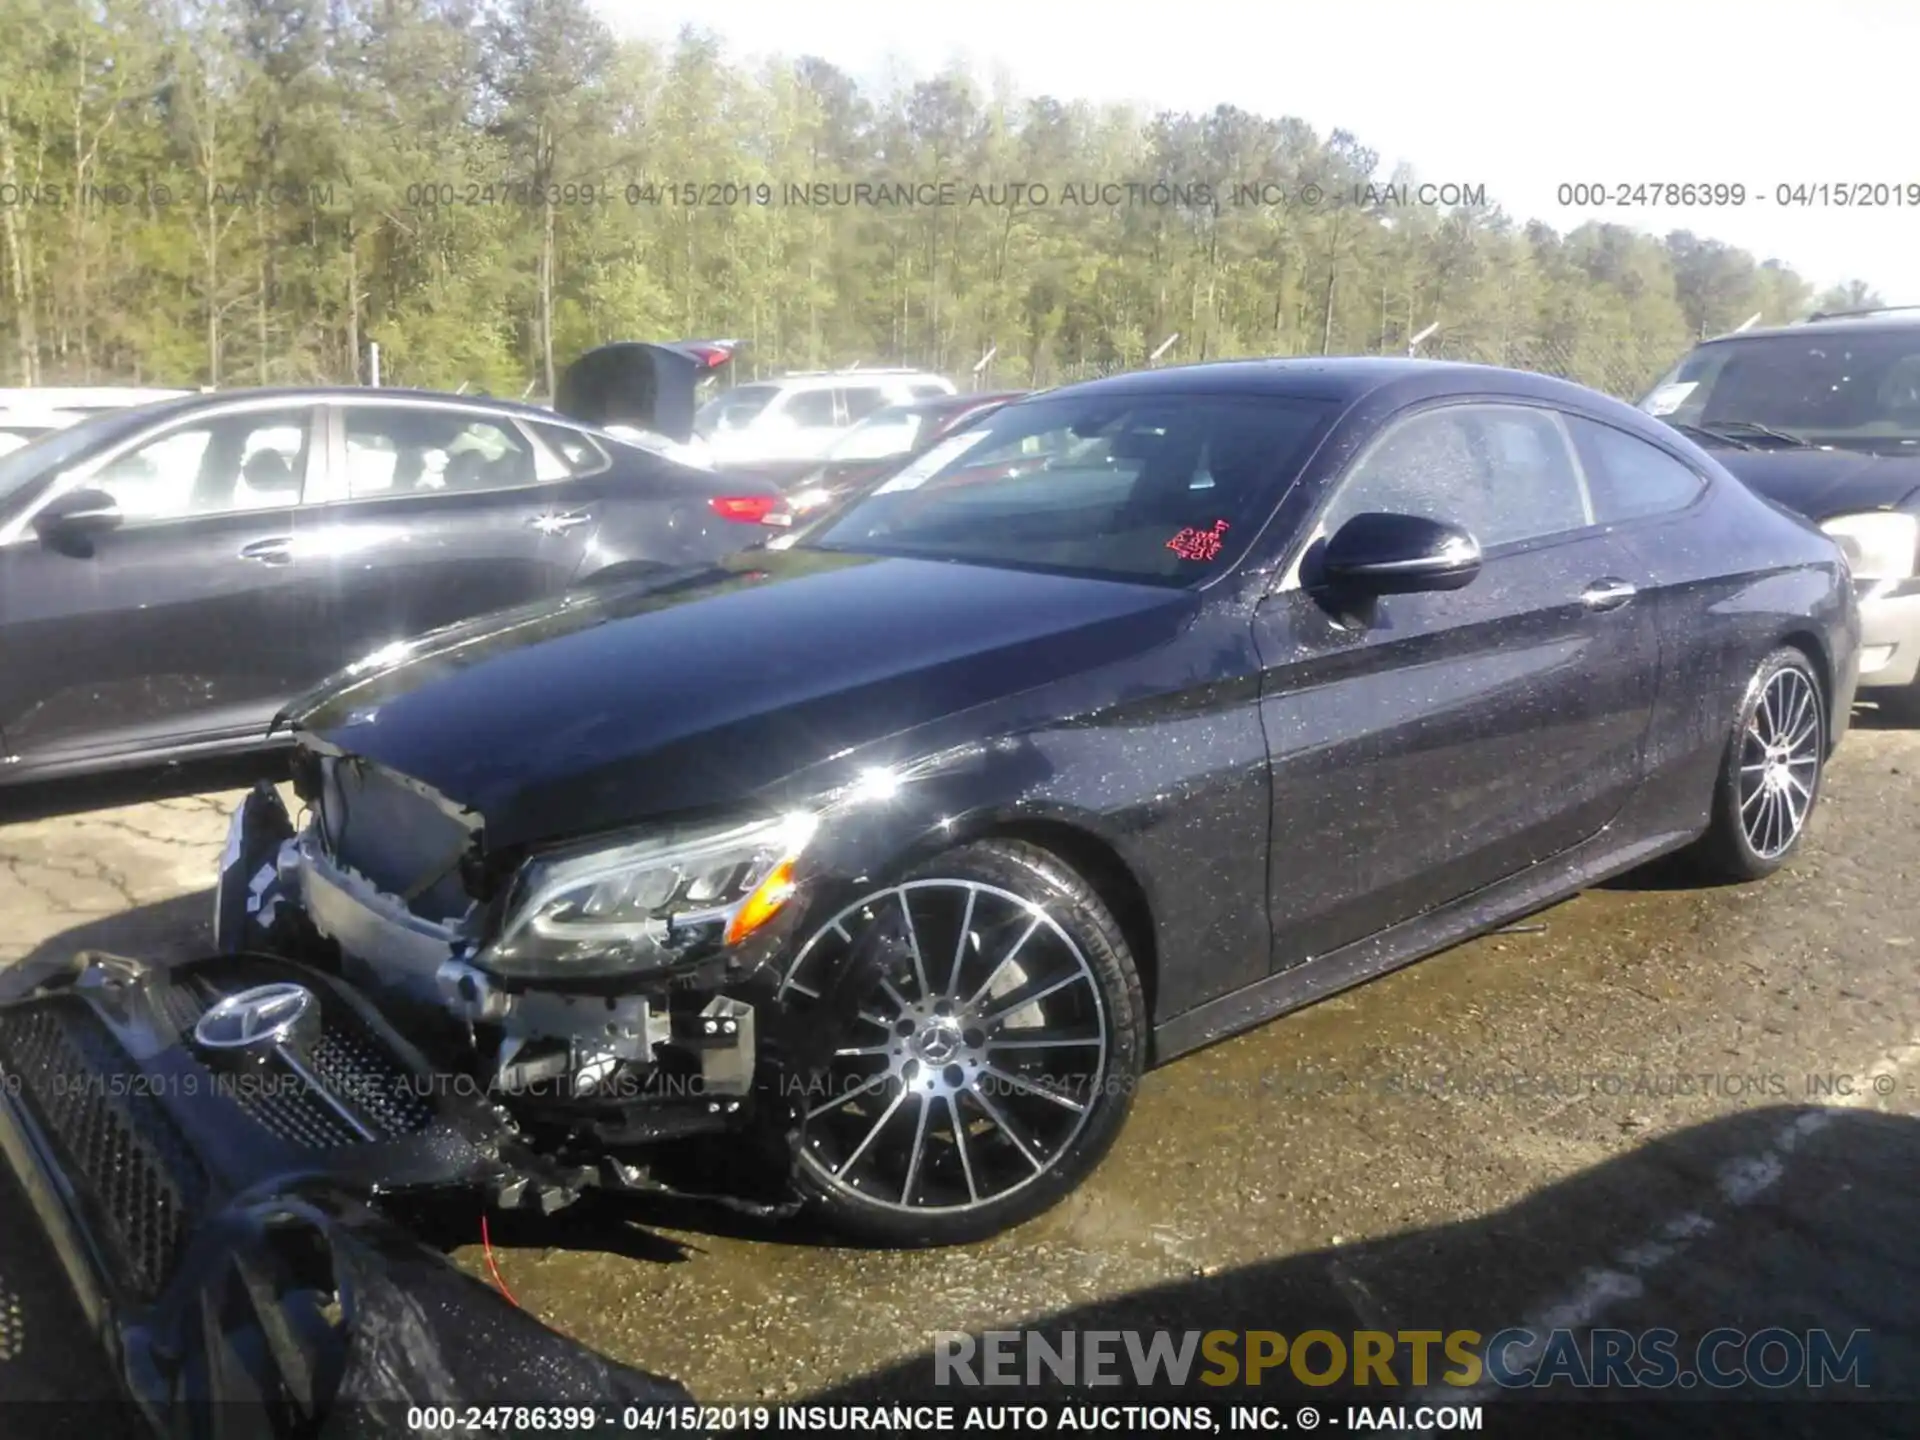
[
  {"left": 694, "top": 384, "right": 779, "bottom": 437},
  {"left": 0, "top": 407, "right": 152, "bottom": 508},
  {"left": 1643, "top": 330, "right": 1920, "bottom": 453},
  {"left": 807, "top": 392, "right": 1333, "bottom": 585},
  {"left": 825, "top": 404, "right": 928, "bottom": 461}
]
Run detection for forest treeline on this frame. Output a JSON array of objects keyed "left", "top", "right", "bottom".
[{"left": 0, "top": 0, "right": 1887, "bottom": 397}]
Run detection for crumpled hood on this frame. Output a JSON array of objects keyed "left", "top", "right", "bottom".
[
  {"left": 285, "top": 549, "right": 1194, "bottom": 850},
  {"left": 1716, "top": 448, "right": 1920, "bottom": 521}
]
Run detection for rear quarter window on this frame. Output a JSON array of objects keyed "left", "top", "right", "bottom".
[
  {"left": 1567, "top": 415, "right": 1705, "bottom": 523},
  {"left": 529, "top": 421, "right": 611, "bottom": 477}
]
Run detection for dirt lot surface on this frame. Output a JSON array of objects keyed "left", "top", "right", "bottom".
[{"left": 1, "top": 723, "right": 1916, "bottom": 1427}]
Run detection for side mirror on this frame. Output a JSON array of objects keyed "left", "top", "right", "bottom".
[
  {"left": 1318, "top": 512, "right": 1481, "bottom": 595},
  {"left": 34, "top": 486, "right": 124, "bottom": 555}
]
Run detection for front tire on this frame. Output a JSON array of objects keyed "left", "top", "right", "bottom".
[
  {"left": 1687, "top": 647, "right": 1827, "bottom": 881},
  {"left": 776, "top": 840, "right": 1147, "bottom": 1246}
]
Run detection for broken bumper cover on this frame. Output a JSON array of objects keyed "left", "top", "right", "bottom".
[
  {"left": 0, "top": 949, "right": 694, "bottom": 1432},
  {"left": 216, "top": 783, "right": 778, "bottom": 1157}
]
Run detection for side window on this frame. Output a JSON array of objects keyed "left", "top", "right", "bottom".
[
  {"left": 1319, "top": 405, "right": 1590, "bottom": 551},
  {"left": 837, "top": 386, "right": 891, "bottom": 422},
  {"left": 342, "top": 408, "right": 539, "bottom": 498},
  {"left": 1319, "top": 408, "right": 1485, "bottom": 538},
  {"left": 343, "top": 426, "right": 400, "bottom": 496},
  {"left": 1567, "top": 416, "right": 1705, "bottom": 523},
  {"left": 1467, "top": 408, "right": 1592, "bottom": 545},
  {"left": 908, "top": 382, "right": 951, "bottom": 400},
  {"left": 90, "top": 409, "right": 310, "bottom": 521},
  {"left": 783, "top": 390, "right": 838, "bottom": 428},
  {"left": 528, "top": 421, "right": 610, "bottom": 477}
]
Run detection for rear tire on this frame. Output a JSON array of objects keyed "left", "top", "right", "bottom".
[
  {"left": 776, "top": 839, "right": 1147, "bottom": 1247},
  {"left": 1686, "top": 647, "right": 1826, "bottom": 881}
]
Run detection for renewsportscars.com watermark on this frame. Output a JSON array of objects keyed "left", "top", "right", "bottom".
[{"left": 931, "top": 1327, "right": 1875, "bottom": 1391}]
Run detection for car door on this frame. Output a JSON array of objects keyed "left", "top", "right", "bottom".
[
  {"left": 770, "top": 388, "right": 843, "bottom": 461},
  {"left": 294, "top": 401, "right": 592, "bottom": 674},
  {"left": 1250, "top": 400, "right": 1664, "bottom": 970},
  {"left": 0, "top": 402, "right": 319, "bottom": 769},
  {"left": 834, "top": 384, "right": 895, "bottom": 427}
]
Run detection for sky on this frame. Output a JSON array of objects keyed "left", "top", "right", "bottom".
[{"left": 593, "top": 0, "right": 1920, "bottom": 304}]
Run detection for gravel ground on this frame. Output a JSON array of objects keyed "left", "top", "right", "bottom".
[{"left": 0, "top": 720, "right": 1915, "bottom": 1424}]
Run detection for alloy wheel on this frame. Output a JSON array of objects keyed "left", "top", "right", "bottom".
[
  {"left": 1737, "top": 664, "right": 1822, "bottom": 859},
  {"left": 777, "top": 879, "right": 1111, "bottom": 1216}
]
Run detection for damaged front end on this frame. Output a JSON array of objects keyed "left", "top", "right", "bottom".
[
  {"left": 0, "top": 948, "right": 693, "bottom": 1435},
  {"left": 217, "top": 750, "right": 839, "bottom": 1218}
]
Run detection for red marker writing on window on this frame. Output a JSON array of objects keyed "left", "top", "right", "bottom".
[{"left": 1166, "top": 519, "right": 1229, "bottom": 562}]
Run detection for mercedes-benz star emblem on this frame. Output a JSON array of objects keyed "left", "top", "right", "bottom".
[{"left": 193, "top": 982, "right": 318, "bottom": 1053}]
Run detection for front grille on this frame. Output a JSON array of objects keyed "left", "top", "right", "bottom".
[
  {"left": 301, "top": 1004, "right": 435, "bottom": 1138},
  {"left": 167, "top": 969, "right": 435, "bottom": 1148},
  {"left": 0, "top": 1003, "right": 207, "bottom": 1300}
]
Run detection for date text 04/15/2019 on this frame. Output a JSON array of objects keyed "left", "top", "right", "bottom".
[{"left": 1556, "top": 180, "right": 1920, "bottom": 207}]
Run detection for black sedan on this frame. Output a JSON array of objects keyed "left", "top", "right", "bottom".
[
  {"left": 210, "top": 358, "right": 1857, "bottom": 1248},
  {"left": 0, "top": 358, "right": 786, "bottom": 790}
]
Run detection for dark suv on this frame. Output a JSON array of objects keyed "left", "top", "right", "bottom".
[{"left": 1641, "top": 306, "right": 1920, "bottom": 720}]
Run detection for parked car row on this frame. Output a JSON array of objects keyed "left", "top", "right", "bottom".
[
  {"left": 0, "top": 327, "right": 1891, "bottom": 1273},
  {"left": 1637, "top": 304, "right": 1920, "bottom": 721},
  {"left": 0, "top": 337, "right": 1881, "bottom": 1440},
  {"left": 693, "top": 365, "right": 957, "bottom": 480},
  {"left": 780, "top": 389, "right": 1031, "bottom": 519},
  {"left": 0, "top": 346, "right": 799, "bottom": 788},
  {"left": 163, "top": 353, "right": 1859, "bottom": 1255}
]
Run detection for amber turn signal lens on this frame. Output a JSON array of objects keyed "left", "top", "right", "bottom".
[{"left": 725, "top": 857, "right": 799, "bottom": 945}]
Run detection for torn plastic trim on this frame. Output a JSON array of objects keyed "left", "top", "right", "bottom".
[
  {"left": 288, "top": 827, "right": 760, "bottom": 1101},
  {"left": 294, "top": 829, "right": 478, "bottom": 998}
]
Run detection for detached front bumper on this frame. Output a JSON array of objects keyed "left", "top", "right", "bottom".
[{"left": 0, "top": 949, "right": 693, "bottom": 1431}]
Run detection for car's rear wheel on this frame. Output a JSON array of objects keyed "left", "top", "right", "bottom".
[
  {"left": 1688, "top": 647, "right": 1827, "bottom": 881},
  {"left": 776, "top": 840, "right": 1146, "bottom": 1246}
]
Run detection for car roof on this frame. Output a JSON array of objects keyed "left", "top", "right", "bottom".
[
  {"left": 1035, "top": 356, "right": 1594, "bottom": 405},
  {"left": 1698, "top": 308, "right": 1920, "bottom": 344},
  {"left": 76, "top": 385, "right": 592, "bottom": 427},
  {"left": 0, "top": 386, "right": 192, "bottom": 408}
]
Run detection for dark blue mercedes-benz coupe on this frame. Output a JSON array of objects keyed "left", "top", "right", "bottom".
[{"left": 7, "top": 357, "right": 1857, "bottom": 1260}]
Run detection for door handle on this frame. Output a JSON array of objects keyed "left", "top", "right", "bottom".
[
  {"left": 238, "top": 536, "right": 294, "bottom": 566},
  {"left": 527, "top": 510, "right": 593, "bottom": 535},
  {"left": 1580, "top": 578, "right": 1636, "bottom": 611}
]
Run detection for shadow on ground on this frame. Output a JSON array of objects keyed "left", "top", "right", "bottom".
[
  {"left": 0, "top": 890, "right": 216, "bottom": 1000},
  {"left": 784, "top": 1105, "right": 1917, "bottom": 1433},
  {"left": 1, "top": 1106, "right": 1912, "bottom": 1434}
]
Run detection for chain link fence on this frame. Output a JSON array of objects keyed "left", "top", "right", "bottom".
[{"left": 1417, "top": 333, "right": 1668, "bottom": 401}]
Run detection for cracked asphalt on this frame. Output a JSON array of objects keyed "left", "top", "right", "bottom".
[{"left": 0, "top": 722, "right": 1916, "bottom": 1425}]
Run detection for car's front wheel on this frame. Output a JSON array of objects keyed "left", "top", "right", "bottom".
[
  {"left": 775, "top": 840, "right": 1146, "bottom": 1246},
  {"left": 1688, "top": 647, "right": 1827, "bottom": 881}
]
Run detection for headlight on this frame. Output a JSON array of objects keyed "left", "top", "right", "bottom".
[
  {"left": 482, "top": 812, "right": 817, "bottom": 978},
  {"left": 1821, "top": 512, "right": 1919, "bottom": 582}
]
